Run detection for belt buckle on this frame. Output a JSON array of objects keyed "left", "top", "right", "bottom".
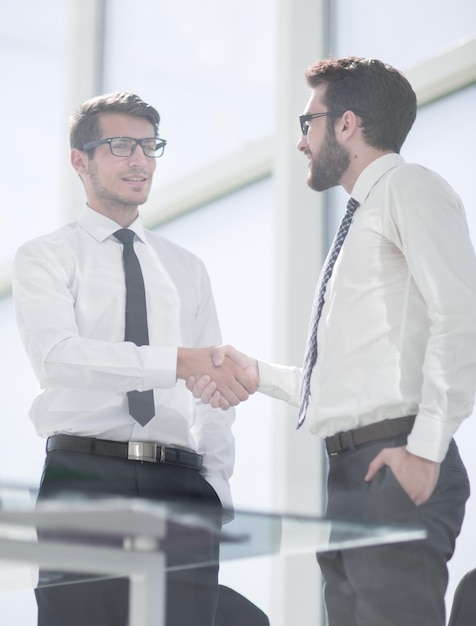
[{"left": 127, "top": 442, "right": 160, "bottom": 463}]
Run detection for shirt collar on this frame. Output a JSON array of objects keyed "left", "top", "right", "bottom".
[
  {"left": 350, "top": 153, "right": 405, "bottom": 205},
  {"left": 78, "top": 205, "right": 148, "bottom": 244}
]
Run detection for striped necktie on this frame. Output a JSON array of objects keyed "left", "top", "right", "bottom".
[{"left": 297, "top": 197, "right": 360, "bottom": 428}]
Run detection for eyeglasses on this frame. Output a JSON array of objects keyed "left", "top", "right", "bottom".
[
  {"left": 299, "top": 112, "right": 344, "bottom": 136},
  {"left": 81, "top": 136, "right": 167, "bottom": 158}
]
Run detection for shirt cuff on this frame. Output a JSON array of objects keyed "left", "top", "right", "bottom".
[
  {"left": 406, "top": 412, "right": 459, "bottom": 462},
  {"left": 140, "top": 345, "right": 178, "bottom": 390},
  {"left": 257, "top": 360, "right": 301, "bottom": 407},
  {"left": 257, "top": 359, "right": 279, "bottom": 390}
]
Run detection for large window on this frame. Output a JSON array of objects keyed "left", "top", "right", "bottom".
[
  {"left": 103, "top": 0, "right": 277, "bottom": 187},
  {"left": 331, "top": 0, "right": 476, "bottom": 68},
  {"left": 1, "top": 1, "right": 68, "bottom": 270}
]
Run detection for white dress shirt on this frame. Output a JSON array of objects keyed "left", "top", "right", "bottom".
[
  {"left": 258, "top": 154, "right": 476, "bottom": 463},
  {"left": 13, "top": 206, "right": 235, "bottom": 509}
]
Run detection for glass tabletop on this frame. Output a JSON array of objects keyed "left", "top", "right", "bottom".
[{"left": 0, "top": 481, "right": 426, "bottom": 583}]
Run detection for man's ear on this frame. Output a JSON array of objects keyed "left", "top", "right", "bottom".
[
  {"left": 339, "top": 110, "right": 359, "bottom": 139},
  {"left": 71, "top": 148, "right": 89, "bottom": 176}
]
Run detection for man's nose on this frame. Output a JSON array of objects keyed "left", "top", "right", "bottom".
[
  {"left": 128, "top": 142, "right": 149, "bottom": 165},
  {"left": 297, "top": 135, "right": 309, "bottom": 152}
]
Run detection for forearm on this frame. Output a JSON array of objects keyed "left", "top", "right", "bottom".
[
  {"left": 408, "top": 314, "right": 476, "bottom": 462},
  {"left": 41, "top": 336, "right": 178, "bottom": 391}
]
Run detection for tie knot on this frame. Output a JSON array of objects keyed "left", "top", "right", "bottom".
[
  {"left": 114, "top": 229, "right": 135, "bottom": 245},
  {"left": 346, "top": 197, "right": 360, "bottom": 214}
]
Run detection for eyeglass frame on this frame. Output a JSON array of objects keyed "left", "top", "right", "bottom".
[
  {"left": 81, "top": 136, "right": 167, "bottom": 158},
  {"left": 299, "top": 111, "right": 346, "bottom": 136}
]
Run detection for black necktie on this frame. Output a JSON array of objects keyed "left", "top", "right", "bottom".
[
  {"left": 115, "top": 229, "right": 155, "bottom": 426},
  {"left": 298, "top": 197, "right": 360, "bottom": 428}
]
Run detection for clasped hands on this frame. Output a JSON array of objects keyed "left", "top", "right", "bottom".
[{"left": 178, "top": 345, "right": 258, "bottom": 410}]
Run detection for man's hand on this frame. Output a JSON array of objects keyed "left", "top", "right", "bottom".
[
  {"left": 185, "top": 345, "right": 259, "bottom": 410},
  {"left": 364, "top": 446, "right": 440, "bottom": 505},
  {"left": 177, "top": 346, "right": 258, "bottom": 410}
]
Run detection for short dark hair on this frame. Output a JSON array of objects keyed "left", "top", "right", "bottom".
[
  {"left": 69, "top": 92, "right": 161, "bottom": 150},
  {"left": 305, "top": 57, "right": 417, "bottom": 153}
]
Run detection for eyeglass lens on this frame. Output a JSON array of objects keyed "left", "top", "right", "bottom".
[
  {"left": 300, "top": 116, "right": 312, "bottom": 135},
  {"left": 109, "top": 138, "right": 163, "bottom": 157}
]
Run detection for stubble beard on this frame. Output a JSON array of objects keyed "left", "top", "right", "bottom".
[{"left": 88, "top": 162, "right": 151, "bottom": 214}]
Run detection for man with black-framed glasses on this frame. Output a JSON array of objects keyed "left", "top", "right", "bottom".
[
  {"left": 190, "top": 56, "right": 476, "bottom": 626},
  {"left": 13, "top": 91, "right": 256, "bottom": 626}
]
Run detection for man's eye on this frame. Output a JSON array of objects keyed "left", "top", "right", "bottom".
[{"left": 114, "top": 141, "right": 131, "bottom": 150}]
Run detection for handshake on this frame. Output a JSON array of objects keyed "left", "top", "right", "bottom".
[{"left": 177, "top": 345, "right": 258, "bottom": 410}]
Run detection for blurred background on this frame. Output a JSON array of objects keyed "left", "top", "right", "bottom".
[{"left": 1, "top": 0, "right": 475, "bottom": 623}]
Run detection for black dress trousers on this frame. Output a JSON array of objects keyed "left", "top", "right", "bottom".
[{"left": 34, "top": 449, "right": 222, "bottom": 626}]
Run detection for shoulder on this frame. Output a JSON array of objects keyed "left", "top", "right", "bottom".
[
  {"left": 385, "top": 161, "right": 458, "bottom": 197},
  {"left": 15, "top": 222, "right": 80, "bottom": 261},
  {"left": 380, "top": 162, "right": 464, "bottom": 219},
  {"left": 13, "top": 223, "right": 82, "bottom": 289},
  {"left": 379, "top": 161, "right": 467, "bottom": 245}
]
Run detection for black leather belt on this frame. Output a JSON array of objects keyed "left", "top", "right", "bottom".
[
  {"left": 46, "top": 434, "right": 202, "bottom": 470},
  {"left": 325, "top": 415, "right": 416, "bottom": 456}
]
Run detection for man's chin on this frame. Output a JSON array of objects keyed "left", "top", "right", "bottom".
[
  {"left": 307, "top": 175, "right": 327, "bottom": 193},
  {"left": 125, "top": 191, "right": 150, "bottom": 207}
]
